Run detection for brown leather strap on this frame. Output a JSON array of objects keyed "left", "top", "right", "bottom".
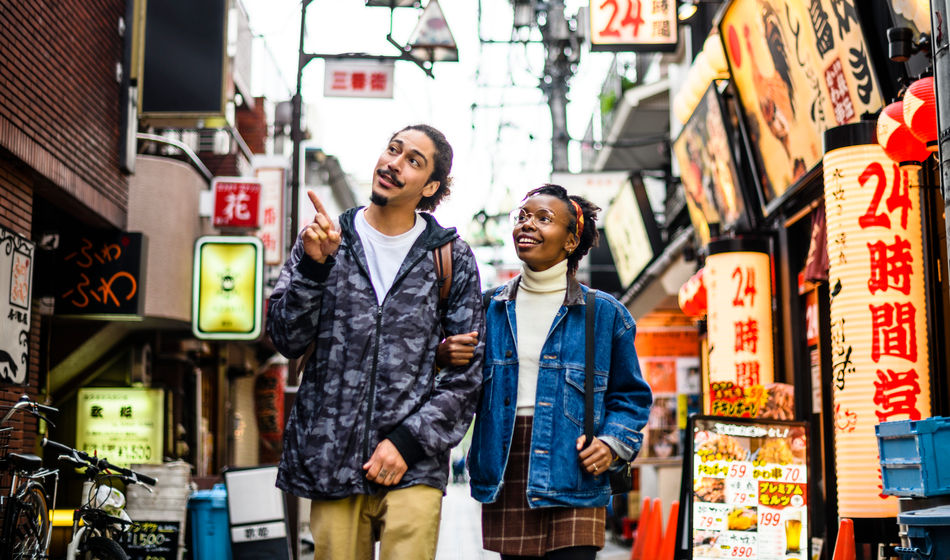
[{"left": 435, "top": 242, "right": 453, "bottom": 305}]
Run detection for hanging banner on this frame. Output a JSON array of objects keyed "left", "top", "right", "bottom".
[
  {"left": 822, "top": 122, "right": 932, "bottom": 518},
  {"left": 0, "top": 227, "right": 33, "bottom": 385},
  {"left": 688, "top": 416, "right": 810, "bottom": 560},
  {"left": 705, "top": 239, "right": 775, "bottom": 408},
  {"left": 720, "top": 0, "right": 884, "bottom": 212}
]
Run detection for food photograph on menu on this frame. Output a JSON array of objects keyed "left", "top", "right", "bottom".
[{"left": 689, "top": 417, "right": 808, "bottom": 560}]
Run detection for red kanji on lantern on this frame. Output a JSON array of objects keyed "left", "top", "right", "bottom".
[
  {"left": 869, "top": 302, "right": 918, "bottom": 363},
  {"left": 734, "top": 318, "right": 759, "bottom": 353},
  {"left": 867, "top": 236, "right": 913, "bottom": 295},
  {"left": 735, "top": 361, "right": 761, "bottom": 387},
  {"left": 873, "top": 368, "right": 922, "bottom": 422}
]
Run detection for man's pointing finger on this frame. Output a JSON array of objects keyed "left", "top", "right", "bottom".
[{"left": 307, "top": 189, "right": 331, "bottom": 219}]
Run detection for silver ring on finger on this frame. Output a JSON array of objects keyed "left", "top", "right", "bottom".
[{"left": 379, "top": 470, "right": 387, "bottom": 478}]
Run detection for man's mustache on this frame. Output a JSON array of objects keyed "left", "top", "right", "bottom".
[{"left": 377, "top": 169, "right": 404, "bottom": 187}]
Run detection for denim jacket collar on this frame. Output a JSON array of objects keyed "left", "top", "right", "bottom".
[{"left": 493, "top": 269, "right": 585, "bottom": 306}]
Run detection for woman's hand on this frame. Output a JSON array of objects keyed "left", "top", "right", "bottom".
[
  {"left": 436, "top": 332, "right": 479, "bottom": 368},
  {"left": 577, "top": 435, "right": 615, "bottom": 476}
]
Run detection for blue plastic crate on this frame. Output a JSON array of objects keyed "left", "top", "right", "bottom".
[
  {"left": 188, "top": 483, "right": 232, "bottom": 560},
  {"left": 896, "top": 505, "right": 950, "bottom": 560},
  {"left": 876, "top": 417, "right": 950, "bottom": 498}
]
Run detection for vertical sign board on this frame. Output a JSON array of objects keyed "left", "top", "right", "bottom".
[
  {"left": 588, "top": 0, "right": 677, "bottom": 52},
  {"left": 75, "top": 388, "right": 164, "bottom": 469},
  {"left": 192, "top": 236, "right": 263, "bottom": 340},
  {"left": 0, "top": 227, "right": 33, "bottom": 385},
  {"left": 254, "top": 167, "right": 286, "bottom": 266},
  {"left": 223, "top": 466, "right": 290, "bottom": 560},
  {"left": 688, "top": 416, "right": 809, "bottom": 560},
  {"left": 822, "top": 122, "right": 931, "bottom": 517}
]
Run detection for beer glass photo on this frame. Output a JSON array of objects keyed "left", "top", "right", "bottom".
[{"left": 785, "top": 511, "right": 802, "bottom": 553}]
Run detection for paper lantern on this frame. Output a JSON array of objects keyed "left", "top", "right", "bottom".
[
  {"left": 822, "top": 122, "right": 932, "bottom": 518},
  {"left": 705, "top": 238, "right": 774, "bottom": 389},
  {"left": 678, "top": 268, "right": 707, "bottom": 317},
  {"left": 876, "top": 101, "right": 930, "bottom": 166},
  {"left": 903, "top": 77, "right": 938, "bottom": 151}
]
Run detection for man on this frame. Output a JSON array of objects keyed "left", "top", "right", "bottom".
[{"left": 267, "top": 124, "right": 484, "bottom": 559}]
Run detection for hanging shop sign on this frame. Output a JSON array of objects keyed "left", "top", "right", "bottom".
[
  {"left": 720, "top": 0, "right": 883, "bottom": 213},
  {"left": 76, "top": 387, "right": 164, "bottom": 469},
  {"left": 672, "top": 84, "right": 750, "bottom": 245},
  {"left": 822, "top": 121, "right": 932, "bottom": 518},
  {"left": 56, "top": 232, "right": 146, "bottom": 318},
  {"left": 588, "top": 0, "right": 677, "bottom": 52},
  {"left": 0, "top": 227, "right": 33, "bottom": 385},
  {"left": 213, "top": 177, "right": 262, "bottom": 230},
  {"left": 324, "top": 59, "right": 395, "bottom": 99},
  {"left": 602, "top": 173, "right": 663, "bottom": 288},
  {"left": 192, "top": 236, "right": 263, "bottom": 340},
  {"left": 254, "top": 166, "right": 286, "bottom": 265},
  {"left": 705, "top": 238, "right": 775, "bottom": 399},
  {"left": 687, "top": 415, "right": 810, "bottom": 560}
]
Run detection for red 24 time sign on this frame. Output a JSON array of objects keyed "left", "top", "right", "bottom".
[{"left": 589, "top": 0, "right": 678, "bottom": 52}]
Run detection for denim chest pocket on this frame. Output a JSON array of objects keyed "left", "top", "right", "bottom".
[{"left": 563, "top": 367, "right": 607, "bottom": 427}]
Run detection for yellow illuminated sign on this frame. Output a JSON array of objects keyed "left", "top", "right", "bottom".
[
  {"left": 192, "top": 236, "right": 263, "bottom": 340},
  {"left": 75, "top": 388, "right": 164, "bottom": 468}
]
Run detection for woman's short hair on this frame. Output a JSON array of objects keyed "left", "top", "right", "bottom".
[{"left": 523, "top": 184, "right": 601, "bottom": 275}]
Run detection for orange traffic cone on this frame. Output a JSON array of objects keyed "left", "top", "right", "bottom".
[
  {"left": 658, "top": 500, "right": 679, "bottom": 560},
  {"left": 832, "top": 518, "right": 856, "bottom": 560},
  {"left": 630, "top": 497, "right": 652, "bottom": 560},
  {"left": 641, "top": 498, "right": 664, "bottom": 559}
]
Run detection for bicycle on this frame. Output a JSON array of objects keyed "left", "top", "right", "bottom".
[
  {"left": 42, "top": 438, "right": 157, "bottom": 560},
  {"left": 0, "top": 394, "right": 60, "bottom": 560}
]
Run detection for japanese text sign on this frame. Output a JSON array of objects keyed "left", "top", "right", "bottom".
[
  {"left": 0, "top": 227, "right": 33, "bottom": 385},
  {"left": 705, "top": 241, "right": 775, "bottom": 400},
  {"left": 324, "top": 59, "right": 395, "bottom": 99},
  {"left": 822, "top": 122, "right": 931, "bottom": 517},
  {"left": 689, "top": 416, "right": 809, "bottom": 560},
  {"left": 117, "top": 521, "right": 180, "bottom": 560},
  {"left": 192, "top": 236, "right": 263, "bottom": 340},
  {"left": 213, "top": 177, "right": 262, "bottom": 229},
  {"left": 254, "top": 167, "right": 285, "bottom": 265},
  {"left": 75, "top": 387, "right": 164, "bottom": 469},
  {"left": 720, "top": 0, "right": 883, "bottom": 211},
  {"left": 589, "top": 0, "right": 677, "bottom": 52},
  {"left": 56, "top": 232, "right": 146, "bottom": 318}
]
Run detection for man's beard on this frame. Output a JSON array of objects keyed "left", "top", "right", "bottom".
[{"left": 370, "top": 191, "right": 389, "bottom": 207}]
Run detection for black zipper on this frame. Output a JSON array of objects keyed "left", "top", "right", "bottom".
[{"left": 363, "top": 305, "right": 384, "bottom": 462}]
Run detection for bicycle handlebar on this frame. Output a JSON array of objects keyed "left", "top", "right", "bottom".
[
  {"left": 42, "top": 438, "right": 157, "bottom": 486},
  {"left": 1, "top": 394, "right": 59, "bottom": 426}
]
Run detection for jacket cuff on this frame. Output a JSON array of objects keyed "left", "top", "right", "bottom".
[
  {"left": 297, "top": 254, "right": 335, "bottom": 282},
  {"left": 386, "top": 426, "right": 426, "bottom": 467},
  {"left": 600, "top": 435, "right": 635, "bottom": 464}
]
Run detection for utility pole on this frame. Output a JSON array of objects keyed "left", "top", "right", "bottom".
[{"left": 538, "top": 0, "right": 578, "bottom": 172}]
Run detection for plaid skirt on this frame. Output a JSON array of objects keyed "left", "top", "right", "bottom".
[{"left": 481, "top": 416, "right": 606, "bottom": 556}]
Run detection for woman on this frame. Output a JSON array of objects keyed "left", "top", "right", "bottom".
[{"left": 439, "top": 184, "right": 653, "bottom": 559}]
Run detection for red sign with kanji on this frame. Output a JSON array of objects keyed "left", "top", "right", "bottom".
[
  {"left": 324, "top": 60, "right": 395, "bottom": 99},
  {"left": 212, "top": 178, "right": 262, "bottom": 229}
]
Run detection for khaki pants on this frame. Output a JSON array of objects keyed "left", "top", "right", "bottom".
[{"left": 309, "top": 485, "right": 443, "bottom": 560}]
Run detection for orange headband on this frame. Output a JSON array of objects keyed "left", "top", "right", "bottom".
[{"left": 570, "top": 199, "right": 584, "bottom": 239}]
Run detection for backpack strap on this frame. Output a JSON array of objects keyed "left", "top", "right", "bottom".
[
  {"left": 434, "top": 241, "right": 454, "bottom": 318},
  {"left": 583, "top": 289, "right": 597, "bottom": 449}
]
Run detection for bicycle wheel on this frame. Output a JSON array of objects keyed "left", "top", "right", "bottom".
[
  {"left": 6, "top": 481, "right": 51, "bottom": 560},
  {"left": 81, "top": 536, "right": 129, "bottom": 560}
]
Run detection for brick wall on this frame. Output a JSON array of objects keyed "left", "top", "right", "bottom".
[
  {"left": 0, "top": 153, "right": 41, "bottom": 456},
  {"left": 0, "top": 0, "right": 129, "bottom": 228}
]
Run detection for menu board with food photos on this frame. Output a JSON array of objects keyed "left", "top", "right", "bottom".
[{"left": 687, "top": 416, "right": 809, "bottom": 560}]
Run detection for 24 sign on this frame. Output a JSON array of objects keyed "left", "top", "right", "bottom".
[{"left": 589, "top": 0, "right": 678, "bottom": 52}]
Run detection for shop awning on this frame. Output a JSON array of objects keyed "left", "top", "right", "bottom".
[{"left": 594, "top": 78, "right": 671, "bottom": 172}]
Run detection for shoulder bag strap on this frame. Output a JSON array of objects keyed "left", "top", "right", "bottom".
[{"left": 583, "top": 289, "right": 597, "bottom": 448}]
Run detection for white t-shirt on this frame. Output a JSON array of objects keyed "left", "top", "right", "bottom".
[
  {"left": 354, "top": 208, "right": 427, "bottom": 304},
  {"left": 514, "top": 260, "right": 568, "bottom": 416}
]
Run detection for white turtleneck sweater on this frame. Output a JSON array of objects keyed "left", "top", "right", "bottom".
[{"left": 515, "top": 260, "right": 568, "bottom": 416}]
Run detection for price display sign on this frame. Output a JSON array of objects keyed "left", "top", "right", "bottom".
[
  {"left": 117, "top": 521, "right": 180, "bottom": 560},
  {"left": 688, "top": 416, "right": 809, "bottom": 560}
]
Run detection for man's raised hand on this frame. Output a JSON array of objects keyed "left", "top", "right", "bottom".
[{"left": 303, "top": 190, "right": 341, "bottom": 263}]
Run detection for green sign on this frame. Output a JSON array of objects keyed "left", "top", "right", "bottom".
[
  {"left": 76, "top": 388, "right": 164, "bottom": 468},
  {"left": 192, "top": 236, "right": 263, "bottom": 340}
]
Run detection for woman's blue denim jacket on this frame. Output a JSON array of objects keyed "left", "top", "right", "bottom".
[{"left": 468, "top": 275, "right": 653, "bottom": 508}]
